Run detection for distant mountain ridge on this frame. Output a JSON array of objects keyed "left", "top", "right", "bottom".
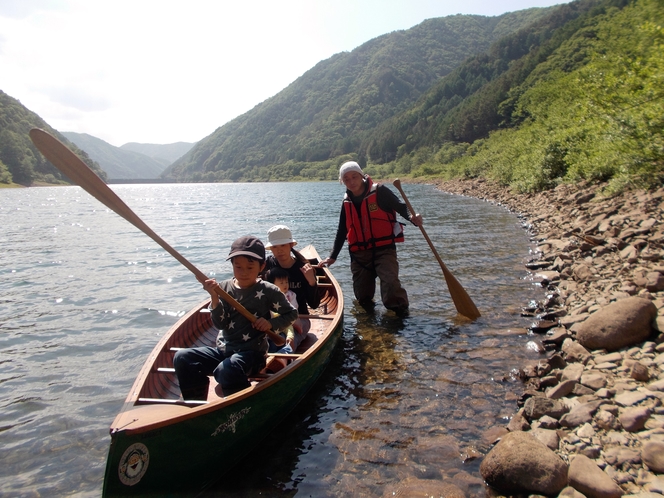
[
  {"left": 61, "top": 132, "right": 164, "bottom": 179},
  {"left": 120, "top": 142, "right": 195, "bottom": 165},
  {"left": 61, "top": 132, "right": 193, "bottom": 180}
]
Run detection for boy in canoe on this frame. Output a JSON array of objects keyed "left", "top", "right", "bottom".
[
  {"left": 174, "top": 236, "right": 298, "bottom": 400},
  {"left": 318, "top": 161, "right": 422, "bottom": 315},
  {"left": 263, "top": 224, "right": 320, "bottom": 314}
]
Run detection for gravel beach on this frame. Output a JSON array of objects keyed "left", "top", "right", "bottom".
[{"left": 434, "top": 178, "right": 664, "bottom": 497}]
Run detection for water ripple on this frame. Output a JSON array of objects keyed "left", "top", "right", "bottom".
[{"left": 0, "top": 183, "right": 546, "bottom": 496}]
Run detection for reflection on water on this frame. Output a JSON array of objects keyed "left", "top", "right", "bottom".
[{"left": 0, "top": 182, "right": 546, "bottom": 497}]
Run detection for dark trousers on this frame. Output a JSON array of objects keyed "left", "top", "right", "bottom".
[
  {"left": 173, "top": 346, "right": 266, "bottom": 400},
  {"left": 350, "top": 247, "right": 409, "bottom": 311}
]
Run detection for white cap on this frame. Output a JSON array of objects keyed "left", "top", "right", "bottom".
[
  {"left": 265, "top": 225, "right": 297, "bottom": 249},
  {"left": 339, "top": 161, "right": 364, "bottom": 184}
]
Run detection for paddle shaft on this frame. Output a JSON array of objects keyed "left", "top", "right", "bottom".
[
  {"left": 392, "top": 179, "right": 480, "bottom": 320},
  {"left": 29, "top": 128, "right": 286, "bottom": 345}
]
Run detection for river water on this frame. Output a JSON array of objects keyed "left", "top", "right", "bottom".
[{"left": 0, "top": 182, "right": 547, "bottom": 497}]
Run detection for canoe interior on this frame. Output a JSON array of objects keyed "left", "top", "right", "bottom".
[
  {"left": 134, "top": 265, "right": 339, "bottom": 404},
  {"left": 109, "top": 245, "right": 342, "bottom": 431}
]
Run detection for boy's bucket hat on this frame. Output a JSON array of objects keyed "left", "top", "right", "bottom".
[{"left": 265, "top": 225, "right": 297, "bottom": 249}]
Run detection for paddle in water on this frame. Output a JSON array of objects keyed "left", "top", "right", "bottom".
[
  {"left": 393, "top": 179, "right": 481, "bottom": 320},
  {"left": 28, "top": 128, "right": 286, "bottom": 346}
]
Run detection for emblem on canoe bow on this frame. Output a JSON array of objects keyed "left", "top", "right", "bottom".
[
  {"left": 118, "top": 442, "right": 150, "bottom": 486},
  {"left": 212, "top": 407, "right": 251, "bottom": 436}
]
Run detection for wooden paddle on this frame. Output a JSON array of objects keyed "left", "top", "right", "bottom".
[
  {"left": 29, "top": 128, "right": 286, "bottom": 346},
  {"left": 393, "top": 179, "right": 481, "bottom": 320}
]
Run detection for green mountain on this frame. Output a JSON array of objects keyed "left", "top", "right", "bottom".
[
  {"left": 162, "top": 7, "right": 554, "bottom": 182},
  {"left": 0, "top": 90, "right": 107, "bottom": 186},
  {"left": 363, "top": 0, "right": 604, "bottom": 162},
  {"left": 377, "top": 0, "right": 663, "bottom": 192},
  {"left": 62, "top": 132, "right": 172, "bottom": 180},
  {"left": 120, "top": 141, "right": 195, "bottom": 165},
  {"left": 4, "top": 0, "right": 660, "bottom": 192},
  {"left": 163, "top": 0, "right": 662, "bottom": 192}
]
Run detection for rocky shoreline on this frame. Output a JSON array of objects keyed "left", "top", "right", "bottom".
[{"left": 434, "top": 178, "right": 664, "bottom": 498}]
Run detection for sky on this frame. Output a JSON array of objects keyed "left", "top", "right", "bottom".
[{"left": 1, "top": 0, "right": 570, "bottom": 147}]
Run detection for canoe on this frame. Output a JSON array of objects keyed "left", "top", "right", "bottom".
[{"left": 102, "top": 245, "right": 343, "bottom": 497}]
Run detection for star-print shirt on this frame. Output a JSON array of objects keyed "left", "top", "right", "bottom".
[{"left": 210, "top": 278, "right": 298, "bottom": 354}]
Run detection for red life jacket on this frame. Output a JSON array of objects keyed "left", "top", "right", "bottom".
[{"left": 344, "top": 177, "right": 404, "bottom": 252}]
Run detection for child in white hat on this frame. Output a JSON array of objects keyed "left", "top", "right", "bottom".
[{"left": 263, "top": 225, "right": 320, "bottom": 316}]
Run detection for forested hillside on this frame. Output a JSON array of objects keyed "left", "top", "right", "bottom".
[
  {"left": 363, "top": 0, "right": 605, "bottom": 162},
  {"left": 0, "top": 91, "right": 106, "bottom": 185},
  {"left": 162, "top": 8, "right": 553, "bottom": 182},
  {"left": 62, "top": 132, "right": 170, "bottom": 180},
  {"left": 3, "top": 0, "right": 660, "bottom": 192},
  {"left": 163, "top": 0, "right": 662, "bottom": 192},
  {"left": 377, "top": 0, "right": 663, "bottom": 193}
]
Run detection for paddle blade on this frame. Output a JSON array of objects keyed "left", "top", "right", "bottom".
[
  {"left": 29, "top": 128, "right": 144, "bottom": 229},
  {"left": 440, "top": 263, "right": 481, "bottom": 320}
]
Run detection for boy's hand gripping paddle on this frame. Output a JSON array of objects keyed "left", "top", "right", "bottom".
[
  {"left": 393, "top": 179, "right": 481, "bottom": 321},
  {"left": 29, "top": 128, "right": 286, "bottom": 346}
]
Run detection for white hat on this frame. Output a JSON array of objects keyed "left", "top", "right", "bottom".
[
  {"left": 265, "top": 225, "right": 297, "bottom": 249},
  {"left": 339, "top": 161, "right": 364, "bottom": 184}
]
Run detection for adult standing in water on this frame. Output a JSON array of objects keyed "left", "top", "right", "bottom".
[
  {"left": 318, "top": 161, "right": 422, "bottom": 314},
  {"left": 263, "top": 225, "right": 320, "bottom": 315}
]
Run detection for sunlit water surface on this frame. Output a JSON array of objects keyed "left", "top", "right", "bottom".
[{"left": 0, "top": 182, "right": 546, "bottom": 497}]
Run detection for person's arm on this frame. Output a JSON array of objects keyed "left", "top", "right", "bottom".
[
  {"left": 320, "top": 205, "right": 347, "bottom": 266},
  {"left": 268, "top": 288, "right": 299, "bottom": 332},
  {"left": 294, "top": 262, "right": 321, "bottom": 312},
  {"left": 203, "top": 278, "right": 230, "bottom": 329},
  {"left": 377, "top": 185, "right": 422, "bottom": 226},
  {"left": 302, "top": 281, "right": 320, "bottom": 311},
  {"left": 287, "top": 290, "right": 298, "bottom": 310},
  {"left": 290, "top": 283, "right": 317, "bottom": 315},
  {"left": 299, "top": 260, "right": 317, "bottom": 287}
]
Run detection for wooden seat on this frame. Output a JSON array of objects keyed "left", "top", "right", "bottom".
[
  {"left": 267, "top": 353, "right": 302, "bottom": 358},
  {"left": 137, "top": 397, "right": 207, "bottom": 406}
]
